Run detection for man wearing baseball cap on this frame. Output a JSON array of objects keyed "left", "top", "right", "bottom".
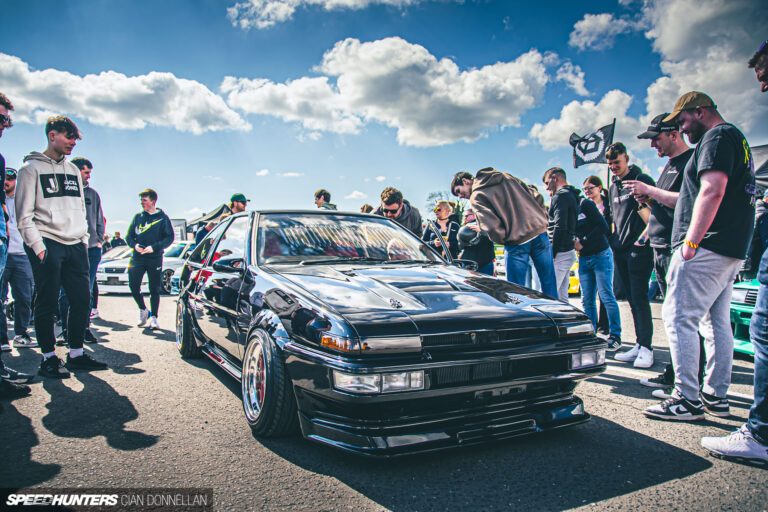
[
  {"left": 644, "top": 92, "right": 756, "bottom": 425},
  {"left": 623, "top": 114, "right": 694, "bottom": 390},
  {"left": 229, "top": 193, "right": 249, "bottom": 214}
]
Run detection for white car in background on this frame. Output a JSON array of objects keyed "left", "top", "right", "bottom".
[{"left": 96, "top": 241, "right": 195, "bottom": 295}]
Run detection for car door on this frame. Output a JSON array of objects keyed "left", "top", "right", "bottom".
[
  {"left": 194, "top": 214, "right": 251, "bottom": 360},
  {"left": 184, "top": 220, "right": 231, "bottom": 335}
]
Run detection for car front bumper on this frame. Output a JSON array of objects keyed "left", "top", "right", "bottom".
[
  {"left": 96, "top": 273, "right": 148, "bottom": 294},
  {"left": 730, "top": 304, "right": 756, "bottom": 355},
  {"left": 284, "top": 341, "right": 604, "bottom": 457}
]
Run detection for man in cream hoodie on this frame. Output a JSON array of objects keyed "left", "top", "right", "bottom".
[{"left": 15, "top": 116, "right": 107, "bottom": 378}]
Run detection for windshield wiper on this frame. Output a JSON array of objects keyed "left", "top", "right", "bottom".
[
  {"left": 299, "top": 257, "right": 386, "bottom": 265},
  {"left": 381, "top": 259, "right": 439, "bottom": 265}
]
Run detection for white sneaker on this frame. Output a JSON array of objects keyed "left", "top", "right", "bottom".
[
  {"left": 702, "top": 424, "right": 768, "bottom": 467},
  {"left": 149, "top": 316, "right": 160, "bottom": 330},
  {"left": 0, "top": 341, "right": 10, "bottom": 352},
  {"left": 614, "top": 344, "right": 640, "bottom": 362},
  {"left": 633, "top": 346, "right": 654, "bottom": 368},
  {"left": 652, "top": 387, "right": 674, "bottom": 400},
  {"left": 90, "top": 308, "right": 100, "bottom": 319},
  {"left": 13, "top": 333, "right": 38, "bottom": 348},
  {"left": 138, "top": 309, "right": 150, "bottom": 327}
]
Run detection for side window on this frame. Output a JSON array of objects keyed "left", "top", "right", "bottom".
[
  {"left": 187, "top": 220, "right": 230, "bottom": 265},
  {"left": 210, "top": 215, "right": 250, "bottom": 262}
]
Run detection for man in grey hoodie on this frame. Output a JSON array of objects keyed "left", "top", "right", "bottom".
[
  {"left": 15, "top": 116, "right": 107, "bottom": 378},
  {"left": 57, "top": 157, "right": 104, "bottom": 344}
]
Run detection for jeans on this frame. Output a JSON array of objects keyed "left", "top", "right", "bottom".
[
  {"left": 476, "top": 262, "right": 494, "bottom": 276},
  {"left": 614, "top": 244, "right": 653, "bottom": 348},
  {"left": 747, "top": 254, "right": 768, "bottom": 444},
  {"left": 663, "top": 247, "right": 743, "bottom": 401},
  {"left": 553, "top": 250, "right": 576, "bottom": 301},
  {"left": 505, "top": 233, "right": 557, "bottom": 298},
  {"left": 25, "top": 239, "right": 90, "bottom": 353},
  {"left": 0, "top": 253, "right": 34, "bottom": 341},
  {"left": 652, "top": 248, "right": 671, "bottom": 298},
  {"left": 59, "top": 247, "right": 102, "bottom": 332},
  {"left": 579, "top": 248, "right": 621, "bottom": 339}
]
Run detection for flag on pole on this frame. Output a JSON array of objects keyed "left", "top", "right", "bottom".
[{"left": 569, "top": 120, "right": 616, "bottom": 168}]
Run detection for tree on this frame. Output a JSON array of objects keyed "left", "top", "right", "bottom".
[{"left": 424, "top": 190, "right": 466, "bottom": 221}]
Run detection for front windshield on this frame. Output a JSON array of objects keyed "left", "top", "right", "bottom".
[
  {"left": 164, "top": 243, "right": 188, "bottom": 258},
  {"left": 256, "top": 213, "right": 443, "bottom": 265}
]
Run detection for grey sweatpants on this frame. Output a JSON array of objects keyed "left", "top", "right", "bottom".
[
  {"left": 662, "top": 247, "right": 742, "bottom": 400},
  {"left": 554, "top": 249, "right": 576, "bottom": 302}
]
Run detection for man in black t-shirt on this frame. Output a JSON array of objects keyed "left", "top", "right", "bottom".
[
  {"left": 625, "top": 114, "right": 694, "bottom": 390},
  {"left": 606, "top": 142, "right": 656, "bottom": 369},
  {"left": 644, "top": 92, "right": 756, "bottom": 422}
]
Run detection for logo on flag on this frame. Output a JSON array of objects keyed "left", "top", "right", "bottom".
[{"left": 569, "top": 120, "right": 615, "bottom": 168}]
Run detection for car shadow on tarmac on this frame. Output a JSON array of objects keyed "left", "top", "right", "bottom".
[{"left": 255, "top": 416, "right": 712, "bottom": 512}]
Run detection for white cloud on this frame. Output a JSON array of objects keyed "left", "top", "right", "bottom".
[
  {"left": 529, "top": 89, "right": 644, "bottom": 151},
  {"left": 221, "top": 75, "right": 363, "bottom": 135},
  {"left": 203, "top": 175, "right": 223, "bottom": 181},
  {"left": 279, "top": 172, "right": 304, "bottom": 177},
  {"left": 555, "top": 61, "right": 590, "bottom": 96},
  {"left": 227, "top": 0, "right": 436, "bottom": 30},
  {"left": 255, "top": 168, "right": 270, "bottom": 176},
  {"left": 568, "top": 13, "right": 638, "bottom": 51},
  {"left": 0, "top": 53, "right": 250, "bottom": 135},
  {"left": 516, "top": 139, "right": 530, "bottom": 147},
  {"left": 222, "top": 37, "right": 549, "bottom": 147},
  {"left": 375, "top": 175, "right": 386, "bottom": 181},
  {"left": 345, "top": 190, "right": 368, "bottom": 199},
  {"left": 184, "top": 207, "right": 204, "bottom": 216}
]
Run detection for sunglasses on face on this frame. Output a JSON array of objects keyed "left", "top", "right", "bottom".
[
  {"left": 382, "top": 205, "right": 400, "bottom": 215},
  {"left": 0, "top": 114, "right": 12, "bottom": 127},
  {"left": 583, "top": 185, "right": 597, "bottom": 192}
]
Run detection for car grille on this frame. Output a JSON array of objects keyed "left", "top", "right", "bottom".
[
  {"left": 430, "top": 355, "right": 570, "bottom": 388},
  {"left": 421, "top": 327, "right": 555, "bottom": 349},
  {"left": 104, "top": 267, "right": 126, "bottom": 274},
  {"left": 745, "top": 290, "right": 758, "bottom": 307}
]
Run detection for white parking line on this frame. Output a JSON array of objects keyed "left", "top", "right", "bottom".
[{"left": 605, "top": 363, "right": 754, "bottom": 401}]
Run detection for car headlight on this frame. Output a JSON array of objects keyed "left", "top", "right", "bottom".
[
  {"left": 572, "top": 349, "right": 606, "bottom": 369},
  {"left": 563, "top": 322, "right": 595, "bottom": 336},
  {"left": 731, "top": 288, "right": 748, "bottom": 304},
  {"left": 333, "top": 370, "right": 425, "bottom": 394}
]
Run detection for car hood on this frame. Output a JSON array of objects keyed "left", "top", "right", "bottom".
[{"left": 272, "top": 263, "right": 570, "bottom": 337}]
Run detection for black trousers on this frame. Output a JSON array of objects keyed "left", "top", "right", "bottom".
[
  {"left": 614, "top": 244, "right": 654, "bottom": 349},
  {"left": 652, "top": 247, "right": 672, "bottom": 298},
  {"left": 129, "top": 258, "right": 162, "bottom": 317},
  {"left": 25, "top": 238, "right": 90, "bottom": 353}
]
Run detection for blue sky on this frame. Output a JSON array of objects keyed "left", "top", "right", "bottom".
[{"left": 1, "top": 0, "right": 766, "bottom": 233}]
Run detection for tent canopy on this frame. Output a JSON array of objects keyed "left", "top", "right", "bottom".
[{"left": 186, "top": 204, "right": 231, "bottom": 231}]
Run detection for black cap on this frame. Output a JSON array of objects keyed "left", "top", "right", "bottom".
[{"left": 637, "top": 113, "right": 678, "bottom": 139}]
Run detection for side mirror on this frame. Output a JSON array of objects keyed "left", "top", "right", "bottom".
[
  {"left": 453, "top": 259, "right": 478, "bottom": 271},
  {"left": 212, "top": 257, "right": 245, "bottom": 274}
]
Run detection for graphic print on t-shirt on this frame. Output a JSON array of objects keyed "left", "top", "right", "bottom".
[{"left": 39, "top": 173, "right": 81, "bottom": 198}]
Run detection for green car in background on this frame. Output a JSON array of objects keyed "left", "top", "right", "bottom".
[{"left": 731, "top": 279, "right": 759, "bottom": 356}]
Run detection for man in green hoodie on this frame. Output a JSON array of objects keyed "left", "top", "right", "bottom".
[{"left": 15, "top": 116, "right": 108, "bottom": 378}]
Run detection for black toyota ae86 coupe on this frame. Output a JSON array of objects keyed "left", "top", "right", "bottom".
[{"left": 175, "top": 210, "right": 606, "bottom": 456}]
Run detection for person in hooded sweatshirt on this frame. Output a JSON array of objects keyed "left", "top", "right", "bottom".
[
  {"left": 543, "top": 167, "right": 579, "bottom": 301},
  {"left": 15, "top": 115, "right": 108, "bottom": 378},
  {"left": 373, "top": 187, "right": 423, "bottom": 237},
  {"left": 126, "top": 188, "right": 174, "bottom": 331},
  {"left": 451, "top": 168, "right": 557, "bottom": 297}
]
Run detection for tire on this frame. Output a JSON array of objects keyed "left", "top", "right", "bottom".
[
  {"left": 241, "top": 329, "right": 299, "bottom": 437},
  {"left": 161, "top": 269, "right": 174, "bottom": 295},
  {"left": 176, "top": 298, "right": 201, "bottom": 359}
]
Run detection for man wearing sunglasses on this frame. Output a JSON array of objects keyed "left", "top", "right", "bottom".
[
  {"left": 0, "top": 92, "right": 36, "bottom": 399},
  {"left": 748, "top": 40, "right": 767, "bottom": 93},
  {"left": 373, "top": 187, "right": 423, "bottom": 237}
]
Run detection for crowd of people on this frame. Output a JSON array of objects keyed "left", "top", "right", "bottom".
[{"left": 0, "top": 41, "right": 767, "bottom": 467}]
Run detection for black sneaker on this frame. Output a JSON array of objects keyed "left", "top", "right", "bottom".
[
  {"left": 65, "top": 353, "right": 107, "bottom": 371},
  {"left": 606, "top": 334, "right": 622, "bottom": 351},
  {"left": 700, "top": 391, "right": 730, "bottom": 417},
  {"left": 0, "top": 379, "right": 31, "bottom": 399},
  {"left": 84, "top": 329, "right": 98, "bottom": 344},
  {"left": 0, "top": 366, "right": 35, "bottom": 384},
  {"left": 38, "top": 356, "right": 71, "bottom": 379},
  {"left": 643, "top": 395, "right": 704, "bottom": 421},
  {"left": 55, "top": 331, "right": 69, "bottom": 347}
]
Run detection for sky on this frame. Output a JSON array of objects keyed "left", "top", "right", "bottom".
[{"left": 1, "top": 0, "right": 766, "bottom": 233}]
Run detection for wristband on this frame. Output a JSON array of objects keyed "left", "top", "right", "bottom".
[{"left": 685, "top": 239, "right": 699, "bottom": 249}]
